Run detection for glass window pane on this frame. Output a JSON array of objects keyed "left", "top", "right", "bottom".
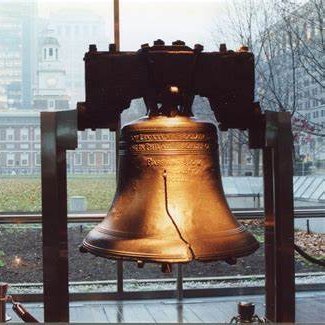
[{"left": 1, "top": 0, "right": 324, "bottom": 298}]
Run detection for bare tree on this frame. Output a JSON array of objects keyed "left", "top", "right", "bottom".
[
  {"left": 214, "top": 0, "right": 280, "bottom": 176},
  {"left": 211, "top": 0, "right": 324, "bottom": 175}
]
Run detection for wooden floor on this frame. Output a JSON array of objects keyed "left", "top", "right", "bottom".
[{"left": 7, "top": 291, "right": 325, "bottom": 323}]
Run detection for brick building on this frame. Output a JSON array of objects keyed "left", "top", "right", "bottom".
[{"left": 0, "top": 110, "right": 116, "bottom": 175}]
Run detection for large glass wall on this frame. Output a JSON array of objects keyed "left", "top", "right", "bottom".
[{"left": 0, "top": 0, "right": 324, "bottom": 296}]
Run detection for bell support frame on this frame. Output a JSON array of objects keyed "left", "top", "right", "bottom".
[
  {"left": 41, "top": 110, "right": 78, "bottom": 322},
  {"left": 40, "top": 43, "right": 295, "bottom": 323},
  {"left": 261, "top": 111, "right": 295, "bottom": 322}
]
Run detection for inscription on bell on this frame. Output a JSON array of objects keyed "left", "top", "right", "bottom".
[
  {"left": 130, "top": 142, "right": 212, "bottom": 153},
  {"left": 131, "top": 132, "right": 210, "bottom": 142}
]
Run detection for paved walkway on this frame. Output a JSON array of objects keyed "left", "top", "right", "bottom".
[{"left": 6, "top": 291, "right": 325, "bottom": 323}]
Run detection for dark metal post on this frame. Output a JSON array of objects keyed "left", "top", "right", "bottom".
[
  {"left": 117, "top": 260, "right": 124, "bottom": 295},
  {"left": 176, "top": 264, "right": 183, "bottom": 300},
  {"left": 41, "top": 110, "right": 78, "bottom": 322},
  {"left": 272, "top": 112, "right": 295, "bottom": 322},
  {"left": 113, "top": 0, "right": 122, "bottom": 293},
  {"left": 115, "top": 117, "right": 124, "bottom": 295},
  {"left": 264, "top": 111, "right": 295, "bottom": 322},
  {"left": 114, "top": 0, "right": 120, "bottom": 51},
  {"left": 0, "top": 283, "right": 8, "bottom": 322}
]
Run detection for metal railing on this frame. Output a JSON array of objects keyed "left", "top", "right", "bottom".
[{"left": 0, "top": 207, "right": 324, "bottom": 224}]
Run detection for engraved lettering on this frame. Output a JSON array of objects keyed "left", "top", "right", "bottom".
[
  {"left": 131, "top": 133, "right": 211, "bottom": 142},
  {"left": 131, "top": 142, "right": 212, "bottom": 153}
]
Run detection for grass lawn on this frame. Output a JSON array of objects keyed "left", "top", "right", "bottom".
[{"left": 0, "top": 175, "right": 116, "bottom": 213}]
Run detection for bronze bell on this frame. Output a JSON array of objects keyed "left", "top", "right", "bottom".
[{"left": 81, "top": 105, "right": 259, "bottom": 263}]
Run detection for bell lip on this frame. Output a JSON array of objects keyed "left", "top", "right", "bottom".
[
  {"left": 81, "top": 240, "right": 191, "bottom": 263},
  {"left": 95, "top": 224, "right": 248, "bottom": 239},
  {"left": 194, "top": 240, "right": 259, "bottom": 262},
  {"left": 81, "top": 239, "right": 259, "bottom": 264}
]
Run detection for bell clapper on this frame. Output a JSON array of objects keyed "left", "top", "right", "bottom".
[{"left": 161, "top": 263, "right": 172, "bottom": 274}]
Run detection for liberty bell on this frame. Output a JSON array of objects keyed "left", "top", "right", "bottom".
[{"left": 80, "top": 41, "right": 259, "bottom": 267}]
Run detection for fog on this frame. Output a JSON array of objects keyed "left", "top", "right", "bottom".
[{"left": 38, "top": 0, "right": 228, "bottom": 51}]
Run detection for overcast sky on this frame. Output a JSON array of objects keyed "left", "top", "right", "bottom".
[{"left": 38, "top": 0, "right": 228, "bottom": 51}]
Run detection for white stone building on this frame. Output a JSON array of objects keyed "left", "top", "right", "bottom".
[{"left": 33, "top": 34, "right": 70, "bottom": 111}]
